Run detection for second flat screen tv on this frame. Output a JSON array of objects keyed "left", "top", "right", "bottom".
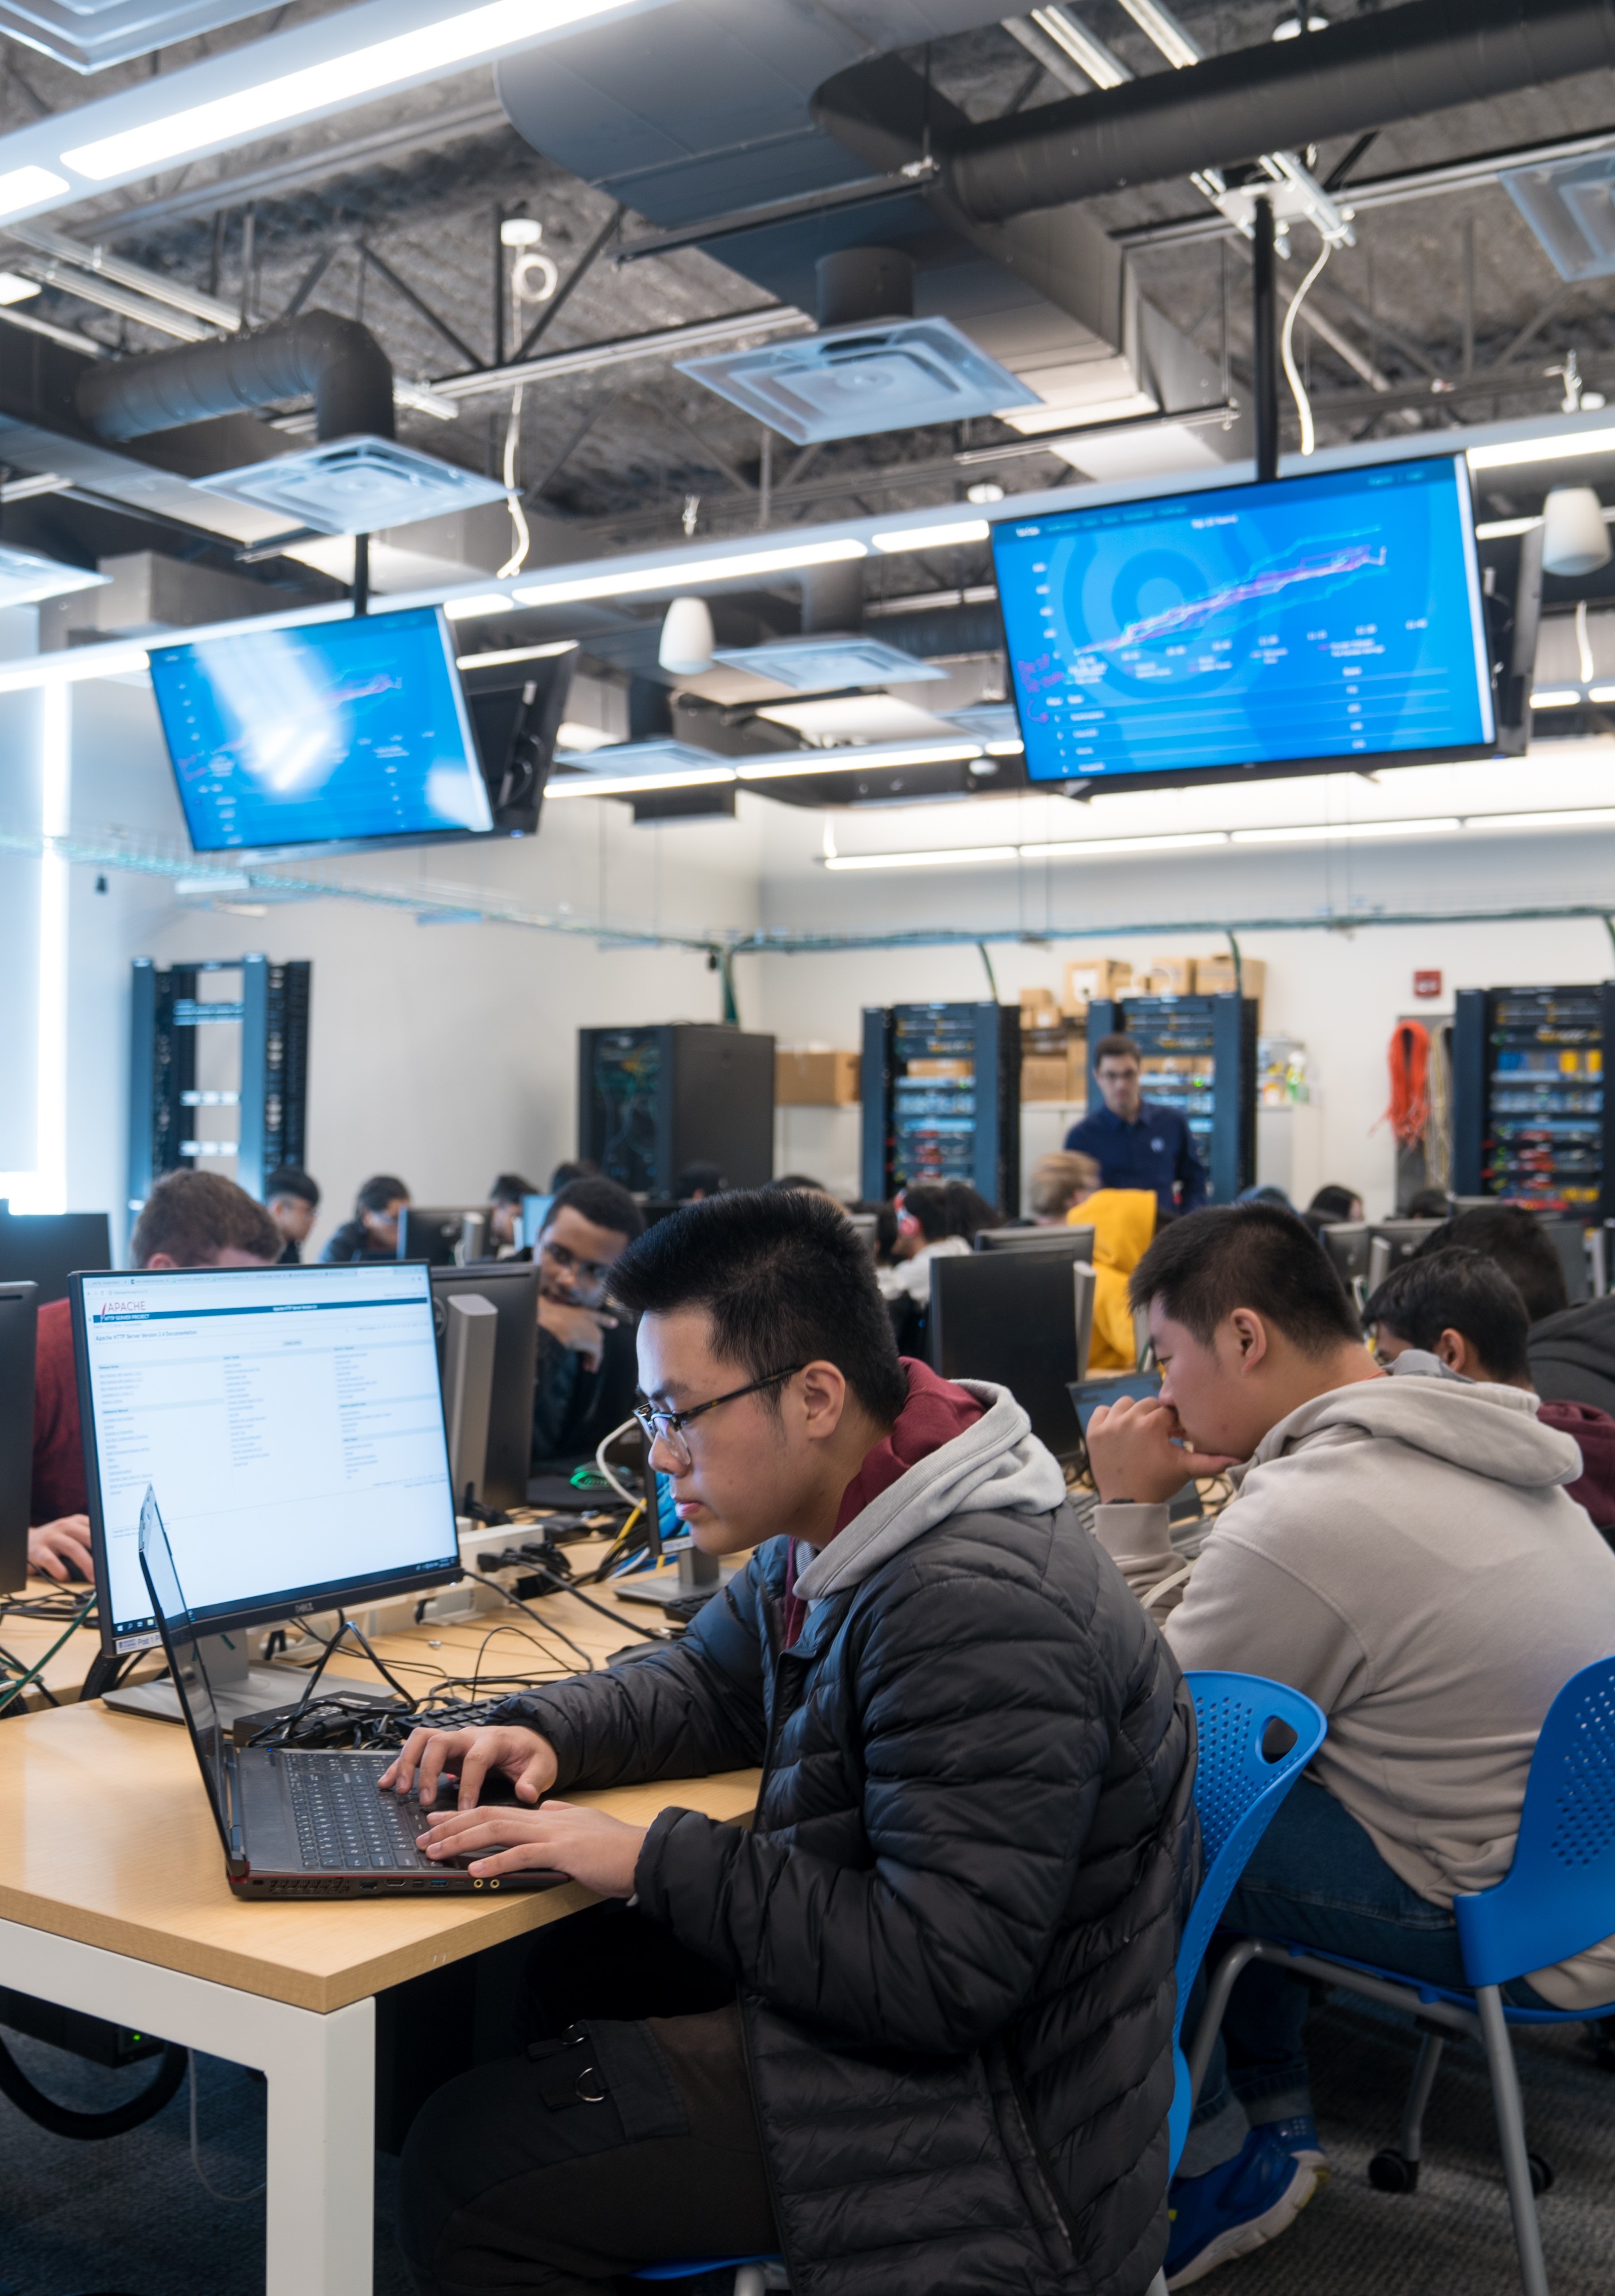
[
  {"left": 994, "top": 454, "right": 1495, "bottom": 790},
  {"left": 150, "top": 604, "right": 494, "bottom": 852}
]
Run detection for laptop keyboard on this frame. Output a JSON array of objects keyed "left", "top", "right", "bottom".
[{"left": 282, "top": 1752, "right": 441, "bottom": 1872}]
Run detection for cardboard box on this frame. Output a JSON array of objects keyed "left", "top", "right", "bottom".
[
  {"left": 1066, "top": 957, "right": 1132, "bottom": 1009},
  {"left": 1195, "top": 955, "right": 1267, "bottom": 1015},
  {"left": 1134, "top": 956, "right": 1196, "bottom": 998},
  {"left": 1020, "top": 1055, "right": 1074, "bottom": 1102},
  {"left": 776, "top": 1049, "right": 861, "bottom": 1106},
  {"left": 1020, "top": 987, "right": 1065, "bottom": 1031}
]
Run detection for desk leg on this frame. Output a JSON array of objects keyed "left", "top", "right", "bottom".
[{"left": 0, "top": 1921, "right": 375, "bottom": 2295}]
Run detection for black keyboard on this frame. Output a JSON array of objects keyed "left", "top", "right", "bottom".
[{"left": 282, "top": 1752, "right": 440, "bottom": 1872}]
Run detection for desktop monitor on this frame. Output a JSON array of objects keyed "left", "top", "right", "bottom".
[
  {"left": 1541, "top": 1219, "right": 1592, "bottom": 1308},
  {"left": 0, "top": 1209, "right": 112, "bottom": 1306},
  {"left": 148, "top": 605, "right": 495, "bottom": 856},
  {"left": 929, "top": 1252, "right": 1094, "bottom": 1459},
  {"left": 72, "top": 1261, "right": 460, "bottom": 1657},
  {"left": 975, "top": 1225, "right": 1097, "bottom": 1265},
  {"left": 994, "top": 453, "right": 1494, "bottom": 793},
  {"left": 430, "top": 1263, "right": 541, "bottom": 1512},
  {"left": 1319, "top": 1221, "right": 1371, "bottom": 1286},
  {"left": 399, "top": 1207, "right": 489, "bottom": 1267},
  {"left": 521, "top": 1193, "right": 555, "bottom": 1251},
  {"left": 0, "top": 1281, "right": 37, "bottom": 1594}
]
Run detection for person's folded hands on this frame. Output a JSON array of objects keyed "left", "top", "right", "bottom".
[{"left": 416, "top": 1798, "right": 647, "bottom": 1895}]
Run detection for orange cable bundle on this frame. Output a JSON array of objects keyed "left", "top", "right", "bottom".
[{"left": 1385, "top": 1020, "right": 1431, "bottom": 1148}]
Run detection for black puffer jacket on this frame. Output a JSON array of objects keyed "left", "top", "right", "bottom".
[{"left": 505, "top": 1487, "right": 1192, "bottom": 2296}]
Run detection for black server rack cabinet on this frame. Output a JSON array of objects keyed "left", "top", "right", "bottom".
[
  {"left": 1087, "top": 993, "right": 1257, "bottom": 1206},
  {"left": 859, "top": 1003, "right": 1021, "bottom": 1215},
  {"left": 1451, "top": 983, "right": 1615, "bottom": 1219},
  {"left": 129, "top": 956, "right": 310, "bottom": 1215},
  {"left": 578, "top": 1025, "right": 776, "bottom": 1197}
]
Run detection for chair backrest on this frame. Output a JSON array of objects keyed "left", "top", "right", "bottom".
[
  {"left": 1454, "top": 1654, "right": 1615, "bottom": 1991},
  {"left": 1176, "top": 1671, "right": 1329, "bottom": 2045}
]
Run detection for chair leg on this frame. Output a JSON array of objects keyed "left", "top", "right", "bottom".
[
  {"left": 1142, "top": 2273, "right": 1168, "bottom": 2296},
  {"left": 1400, "top": 2030, "right": 1444, "bottom": 2167},
  {"left": 734, "top": 2270, "right": 767, "bottom": 2296},
  {"left": 1184, "top": 1937, "right": 1262, "bottom": 2106},
  {"left": 1474, "top": 1984, "right": 1551, "bottom": 2296}
]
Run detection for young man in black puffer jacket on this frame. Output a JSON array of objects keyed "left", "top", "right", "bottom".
[{"left": 382, "top": 1188, "right": 1194, "bottom": 2296}]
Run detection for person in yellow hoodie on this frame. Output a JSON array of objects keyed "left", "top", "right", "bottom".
[{"left": 1029, "top": 1150, "right": 1157, "bottom": 1371}]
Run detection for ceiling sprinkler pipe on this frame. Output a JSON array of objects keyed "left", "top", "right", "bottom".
[
  {"left": 942, "top": 0, "right": 1615, "bottom": 223},
  {"left": 76, "top": 309, "right": 395, "bottom": 444}
]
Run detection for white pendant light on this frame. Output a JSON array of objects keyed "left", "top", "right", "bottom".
[
  {"left": 658, "top": 594, "right": 716, "bottom": 675},
  {"left": 1541, "top": 485, "right": 1612, "bottom": 577}
]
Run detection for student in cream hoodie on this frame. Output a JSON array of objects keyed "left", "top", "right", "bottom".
[{"left": 1086, "top": 1201, "right": 1615, "bottom": 2289}]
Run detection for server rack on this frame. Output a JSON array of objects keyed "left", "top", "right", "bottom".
[
  {"left": 578, "top": 1025, "right": 775, "bottom": 1196},
  {"left": 129, "top": 956, "right": 309, "bottom": 1215},
  {"left": 1452, "top": 983, "right": 1615, "bottom": 1219},
  {"left": 1087, "top": 993, "right": 1257, "bottom": 1206},
  {"left": 859, "top": 1003, "right": 1021, "bottom": 1214}
]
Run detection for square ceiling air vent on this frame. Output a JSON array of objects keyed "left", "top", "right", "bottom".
[
  {"left": 196, "top": 436, "right": 507, "bottom": 538},
  {"left": 1504, "top": 154, "right": 1615, "bottom": 281},
  {"left": 0, "top": 0, "right": 270, "bottom": 72},
  {"left": 0, "top": 542, "right": 107, "bottom": 606},
  {"left": 679, "top": 318, "right": 1040, "bottom": 446},
  {"left": 711, "top": 634, "right": 946, "bottom": 691},
  {"left": 944, "top": 703, "right": 1021, "bottom": 744}
]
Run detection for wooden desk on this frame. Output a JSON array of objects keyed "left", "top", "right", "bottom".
[{"left": 0, "top": 1615, "right": 758, "bottom": 2296}]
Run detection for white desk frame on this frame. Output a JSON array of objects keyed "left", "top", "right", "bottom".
[{"left": 0, "top": 1917, "right": 375, "bottom": 2295}]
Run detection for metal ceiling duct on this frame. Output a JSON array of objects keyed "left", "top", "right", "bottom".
[
  {"left": 76, "top": 312, "right": 394, "bottom": 445},
  {"left": 939, "top": 0, "right": 1615, "bottom": 224}
]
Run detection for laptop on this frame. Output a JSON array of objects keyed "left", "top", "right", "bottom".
[{"left": 138, "top": 1487, "right": 561, "bottom": 1899}]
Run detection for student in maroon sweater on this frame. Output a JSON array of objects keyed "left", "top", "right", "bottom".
[
  {"left": 1365, "top": 1246, "right": 1615, "bottom": 1534},
  {"left": 28, "top": 1170, "right": 281, "bottom": 1581}
]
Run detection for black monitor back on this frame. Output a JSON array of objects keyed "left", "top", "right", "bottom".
[
  {"left": 401, "top": 1208, "right": 487, "bottom": 1267},
  {"left": 930, "top": 1252, "right": 1084, "bottom": 1460},
  {"left": 1320, "top": 1222, "right": 1370, "bottom": 1283},
  {"left": 0, "top": 1281, "right": 37, "bottom": 1593},
  {"left": 431, "top": 1263, "right": 540, "bottom": 1510},
  {"left": 0, "top": 1211, "right": 111, "bottom": 1306},
  {"left": 1542, "top": 1220, "right": 1592, "bottom": 1307},
  {"left": 976, "top": 1225, "right": 1096, "bottom": 1264}
]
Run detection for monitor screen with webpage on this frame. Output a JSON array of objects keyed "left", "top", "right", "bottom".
[
  {"left": 149, "top": 604, "right": 493, "bottom": 853},
  {"left": 72, "top": 1261, "right": 460, "bottom": 1653},
  {"left": 993, "top": 455, "right": 1494, "bottom": 790}
]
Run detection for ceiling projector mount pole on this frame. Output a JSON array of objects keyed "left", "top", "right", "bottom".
[{"left": 1251, "top": 195, "right": 1279, "bottom": 484}]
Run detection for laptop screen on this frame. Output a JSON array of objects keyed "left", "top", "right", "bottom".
[
  {"left": 138, "top": 1486, "right": 235, "bottom": 1861},
  {"left": 78, "top": 1261, "right": 460, "bottom": 1651}
]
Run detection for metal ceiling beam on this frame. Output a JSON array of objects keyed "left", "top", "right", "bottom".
[
  {"left": 429, "top": 307, "right": 810, "bottom": 401},
  {"left": 513, "top": 204, "right": 623, "bottom": 363}
]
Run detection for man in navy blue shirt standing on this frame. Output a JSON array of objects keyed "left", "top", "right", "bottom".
[{"left": 1063, "top": 1031, "right": 1209, "bottom": 1217}]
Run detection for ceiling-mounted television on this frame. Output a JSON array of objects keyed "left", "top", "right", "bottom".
[
  {"left": 994, "top": 454, "right": 1496, "bottom": 792},
  {"left": 150, "top": 604, "right": 495, "bottom": 855}
]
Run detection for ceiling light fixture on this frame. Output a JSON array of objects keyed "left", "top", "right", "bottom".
[
  {"left": 0, "top": 269, "right": 38, "bottom": 304},
  {"left": 0, "top": 166, "right": 67, "bottom": 221},
  {"left": 1530, "top": 687, "right": 1585, "bottom": 708},
  {"left": 736, "top": 739, "right": 983, "bottom": 782},
  {"left": 1229, "top": 816, "right": 1463, "bottom": 843},
  {"left": 60, "top": 0, "right": 641, "bottom": 184},
  {"left": 1469, "top": 427, "right": 1615, "bottom": 470},
  {"left": 444, "top": 592, "right": 517, "bottom": 620},
  {"left": 455, "top": 639, "right": 578, "bottom": 669},
  {"left": 826, "top": 844, "right": 1020, "bottom": 871},
  {"left": 1474, "top": 515, "right": 1543, "bottom": 540},
  {"left": 547, "top": 765, "right": 736, "bottom": 798},
  {"left": 510, "top": 536, "right": 866, "bottom": 610},
  {"left": 870, "top": 518, "right": 993, "bottom": 554}
]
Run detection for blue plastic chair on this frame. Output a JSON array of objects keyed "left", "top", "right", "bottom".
[
  {"left": 1190, "top": 1654, "right": 1615, "bottom": 2296},
  {"left": 634, "top": 2260, "right": 778, "bottom": 2292},
  {"left": 1169, "top": 1671, "right": 1328, "bottom": 2170}
]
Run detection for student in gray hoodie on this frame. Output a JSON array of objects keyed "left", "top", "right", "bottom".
[
  {"left": 383, "top": 1188, "right": 1193, "bottom": 2296},
  {"left": 1087, "top": 1203, "right": 1615, "bottom": 2286}
]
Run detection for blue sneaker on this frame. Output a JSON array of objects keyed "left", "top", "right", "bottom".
[
  {"left": 1259, "top": 2111, "right": 1329, "bottom": 2177},
  {"left": 1165, "top": 2124, "right": 1317, "bottom": 2289}
]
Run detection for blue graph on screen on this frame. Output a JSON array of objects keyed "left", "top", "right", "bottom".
[
  {"left": 994, "top": 456, "right": 1494, "bottom": 785},
  {"left": 150, "top": 604, "right": 492, "bottom": 852}
]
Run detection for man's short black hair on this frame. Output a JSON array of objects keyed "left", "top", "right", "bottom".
[
  {"left": 1416, "top": 1205, "right": 1569, "bottom": 1324},
  {"left": 1093, "top": 1032, "right": 1141, "bottom": 1068},
  {"left": 1364, "top": 1246, "right": 1531, "bottom": 1382},
  {"left": 1130, "top": 1202, "right": 1362, "bottom": 1356},
  {"left": 356, "top": 1173, "right": 409, "bottom": 1215},
  {"left": 543, "top": 1176, "right": 644, "bottom": 1243},
  {"left": 1306, "top": 1184, "right": 1360, "bottom": 1223},
  {"left": 265, "top": 1164, "right": 319, "bottom": 1208},
  {"left": 900, "top": 1181, "right": 956, "bottom": 1243},
  {"left": 611, "top": 1188, "right": 908, "bottom": 1424},
  {"left": 489, "top": 1172, "right": 537, "bottom": 1207},
  {"left": 549, "top": 1158, "right": 599, "bottom": 1190}
]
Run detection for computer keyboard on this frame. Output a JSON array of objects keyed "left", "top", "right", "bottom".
[{"left": 282, "top": 1751, "right": 440, "bottom": 1872}]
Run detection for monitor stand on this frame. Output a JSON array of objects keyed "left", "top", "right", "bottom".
[{"left": 104, "top": 1632, "right": 381, "bottom": 1727}]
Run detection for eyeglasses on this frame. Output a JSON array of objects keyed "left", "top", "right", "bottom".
[
  {"left": 633, "top": 1365, "right": 804, "bottom": 1470},
  {"left": 540, "top": 1235, "right": 617, "bottom": 1288}
]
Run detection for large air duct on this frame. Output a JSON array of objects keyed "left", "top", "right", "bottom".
[
  {"left": 938, "top": 0, "right": 1615, "bottom": 224},
  {"left": 76, "top": 311, "right": 393, "bottom": 444}
]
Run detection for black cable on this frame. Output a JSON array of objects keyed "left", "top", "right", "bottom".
[
  {"left": 474, "top": 1561, "right": 673, "bottom": 1642},
  {"left": 0, "top": 2029, "right": 187, "bottom": 2139}
]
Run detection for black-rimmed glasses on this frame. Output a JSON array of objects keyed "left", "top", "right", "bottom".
[{"left": 633, "top": 1365, "right": 805, "bottom": 1470}]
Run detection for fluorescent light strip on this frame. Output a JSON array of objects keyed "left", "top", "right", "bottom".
[
  {"left": 1469, "top": 426, "right": 1615, "bottom": 470},
  {"left": 510, "top": 537, "right": 866, "bottom": 612},
  {"left": 0, "top": 166, "right": 66, "bottom": 219},
  {"left": 1040, "top": 831, "right": 1232, "bottom": 858},
  {"left": 444, "top": 594, "right": 515, "bottom": 620},
  {"left": 826, "top": 844, "right": 1019, "bottom": 871},
  {"left": 61, "top": 0, "right": 638, "bottom": 183},
  {"left": 1531, "top": 688, "right": 1584, "bottom": 709},
  {"left": 0, "top": 642, "right": 149, "bottom": 693},
  {"left": 1230, "top": 817, "right": 1462, "bottom": 844},
  {"left": 1475, "top": 515, "right": 1543, "bottom": 540},
  {"left": 1469, "top": 806, "right": 1615, "bottom": 830},
  {"left": 737, "top": 740, "right": 982, "bottom": 782},
  {"left": 871, "top": 518, "right": 992, "bottom": 554},
  {"left": 455, "top": 639, "right": 578, "bottom": 668},
  {"left": 547, "top": 766, "right": 736, "bottom": 798}
]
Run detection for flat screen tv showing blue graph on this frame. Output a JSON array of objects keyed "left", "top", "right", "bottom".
[
  {"left": 150, "top": 604, "right": 493, "bottom": 852},
  {"left": 994, "top": 456, "right": 1494, "bottom": 789}
]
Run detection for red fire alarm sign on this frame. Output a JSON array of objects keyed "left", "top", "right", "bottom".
[{"left": 1413, "top": 971, "right": 1442, "bottom": 999}]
